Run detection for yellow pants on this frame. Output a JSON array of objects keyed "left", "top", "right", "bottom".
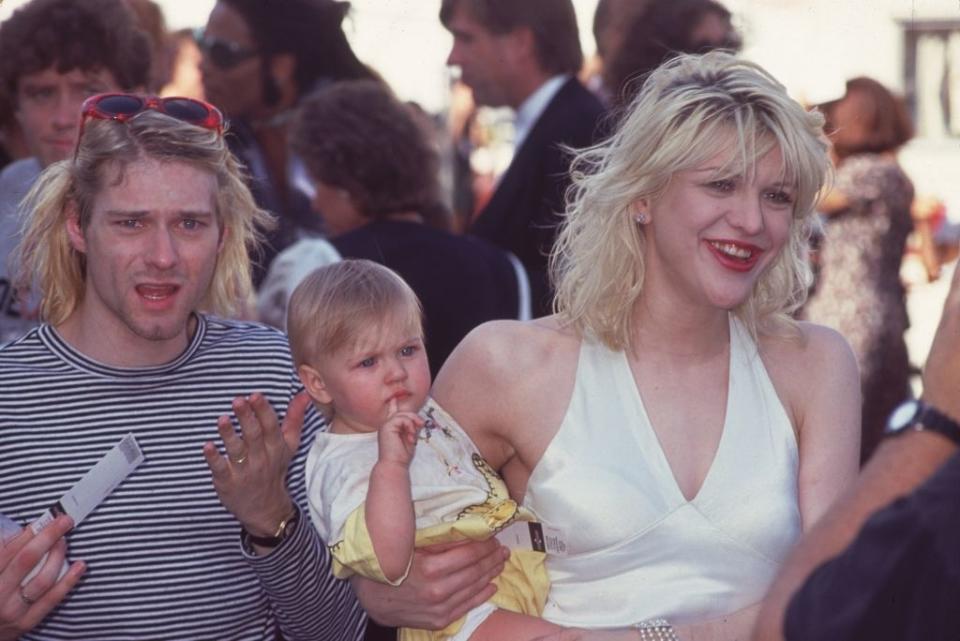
[{"left": 399, "top": 547, "right": 548, "bottom": 641}]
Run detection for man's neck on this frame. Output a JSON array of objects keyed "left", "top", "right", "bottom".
[
  {"left": 507, "top": 68, "right": 554, "bottom": 110},
  {"left": 55, "top": 307, "right": 197, "bottom": 369},
  {"left": 513, "top": 75, "right": 568, "bottom": 148}
]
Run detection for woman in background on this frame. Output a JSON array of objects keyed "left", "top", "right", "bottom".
[
  {"left": 257, "top": 80, "right": 528, "bottom": 377},
  {"left": 199, "top": 0, "right": 377, "bottom": 284},
  {"left": 603, "top": 0, "right": 741, "bottom": 107},
  {"left": 803, "top": 76, "right": 915, "bottom": 463}
]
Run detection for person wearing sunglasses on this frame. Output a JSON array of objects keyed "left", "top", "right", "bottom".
[
  {"left": 0, "top": 94, "right": 371, "bottom": 639},
  {"left": 0, "top": 0, "right": 151, "bottom": 347},
  {"left": 199, "top": 0, "right": 378, "bottom": 287}
]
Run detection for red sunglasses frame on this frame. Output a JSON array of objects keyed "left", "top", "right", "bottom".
[{"left": 75, "top": 93, "right": 225, "bottom": 157}]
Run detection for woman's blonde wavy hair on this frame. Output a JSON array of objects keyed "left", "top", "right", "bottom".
[
  {"left": 11, "top": 110, "right": 274, "bottom": 326},
  {"left": 551, "top": 51, "right": 830, "bottom": 352}
]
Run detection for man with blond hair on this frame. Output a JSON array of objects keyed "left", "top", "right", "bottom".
[{"left": 0, "top": 94, "right": 366, "bottom": 639}]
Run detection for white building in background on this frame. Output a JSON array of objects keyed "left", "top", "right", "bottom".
[{"left": 725, "top": 0, "right": 960, "bottom": 219}]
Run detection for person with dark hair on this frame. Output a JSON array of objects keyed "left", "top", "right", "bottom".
[
  {"left": 802, "top": 76, "right": 916, "bottom": 463},
  {"left": 199, "top": 0, "right": 377, "bottom": 285},
  {"left": 257, "top": 80, "right": 529, "bottom": 377},
  {"left": 593, "top": 0, "right": 652, "bottom": 66},
  {"left": 0, "top": 0, "right": 151, "bottom": 345},
  {"left": 122, "top": 0, "right": 175, "bottom": 94},
  {"left": 440, "top": 0, "right": 606, "bottom": 318},
  {"left": 603, "top": 0, "right": 741, "bottom": 107},
  {"left": 587, "top": 0, "right": 651, "bottom": 103}
]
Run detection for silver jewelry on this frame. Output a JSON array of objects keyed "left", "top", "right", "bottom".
[
  {"left": 634, "top": 212, "right": 649, "bottom": 225},
  {"left": 19, "top": 586, "right": 36, "bottom": 606},
  {"left": 633, "top": 618, "right": 679, "bottom": 640}
]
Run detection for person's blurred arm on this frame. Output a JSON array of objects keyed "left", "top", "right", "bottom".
[
  {"left": 783, "top": 450, "right": 960, "bottom": 641},
  {"left": 910, "top": 196, "right": 945, "bottom": 282},
  {"left": 816, "top": 187, "right": 849, "bottom": 216},
  {"left": 751, "top": 263, "right": 960, "bottom": 641}
]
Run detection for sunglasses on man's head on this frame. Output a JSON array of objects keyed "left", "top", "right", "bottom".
[
  {"left": 76, "top": 93, "right": 225, "bottom": 157},
  {"left": 198, "top": 35, "right": 259, "bottom": 70}
]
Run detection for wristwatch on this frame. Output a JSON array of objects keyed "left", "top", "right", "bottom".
[
  {"left": 242, "top": 508, "right": 300, "bottom": 549},
  {"left": 886, "top": 399, "right": 960, "bottom": 446}
]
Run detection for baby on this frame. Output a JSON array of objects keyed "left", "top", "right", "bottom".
[{"left": 288, "top": 260, "right": 550, "bottom": 641}]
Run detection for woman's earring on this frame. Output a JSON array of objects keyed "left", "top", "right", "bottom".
[{"left": 634, "top": 211, "right": 649, "bottom": 225}]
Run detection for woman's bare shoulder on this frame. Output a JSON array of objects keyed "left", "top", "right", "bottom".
[
  {"left": 760, "top": 321, "right": 860, "bottom": 429},
  {"left": 760, "top": 321, "right": 856, "bottom": 369},
  {"left": 431, "top": 317, "right": 582, "bottom": 439},
  {"left": 439, "top": 316, "right": 580, "bottom": 379}
]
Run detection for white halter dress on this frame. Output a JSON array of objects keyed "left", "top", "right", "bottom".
[{"left": 524, "top": 316, "right": 800, "bottom": 627}]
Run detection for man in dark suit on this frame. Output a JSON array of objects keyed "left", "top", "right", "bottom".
[{"left": 441, "top": 0, "right": 606, "bottom": 317}]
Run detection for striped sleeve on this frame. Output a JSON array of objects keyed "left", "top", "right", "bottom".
[
  {"left": 247, "top": 503, "right": 367, "bottom": 640},
  {"left": 247, "top": 369, "right": 367, "bottom": 641}
]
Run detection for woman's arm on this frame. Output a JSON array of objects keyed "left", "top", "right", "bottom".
[
  {"left": 430, "top": 321, "right": 529, "bottom": 469},
  {"left": 790, "top": 324, "right": 862, "bottom": 530},
  {"left": 431, "top": 319, "right": 574, "bottom": 474},
  {"left": 911, "top": 196, "right": 945, "bottom": 282},
  {"left": 816, "top": 187, "right": 849, "bottom": 216}
]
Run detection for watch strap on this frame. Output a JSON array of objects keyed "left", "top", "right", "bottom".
[
  {"left": 916, "top": 402, "right": 960, "bottom": 446},
  {"left": 243, "top": 507, "right": 299, "bottom": 549}
]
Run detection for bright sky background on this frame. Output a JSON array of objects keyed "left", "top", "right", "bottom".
[{"left": 1, "top": 0, "right": 955, "bottom": 111}]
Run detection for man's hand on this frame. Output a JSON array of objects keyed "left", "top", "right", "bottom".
[
  {"left": 203, "top": 392, "right": 308, "bottom": 539},
  {"left": 377, "top": 410, "right": 422, "bottom": 468},
  {"left": 351, "top": 538, "right": 508, "bottom": 630},
  {"left": 922, "top": 263, "right": 960, "bottom": 417},
  {"left": 0, "top": 516, "right": 85, "bottom": 640}
]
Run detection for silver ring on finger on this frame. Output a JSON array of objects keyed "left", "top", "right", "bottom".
[
  {"left": 230, "top": 449, "right": 249, "bottom": 466},
  {"left": 19, "top": 586, "right": 36, "bottom": 606}
]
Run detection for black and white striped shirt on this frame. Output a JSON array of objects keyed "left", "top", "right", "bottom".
[{"left": 0, "top": 316, "right": 366, "bottom": 640}]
